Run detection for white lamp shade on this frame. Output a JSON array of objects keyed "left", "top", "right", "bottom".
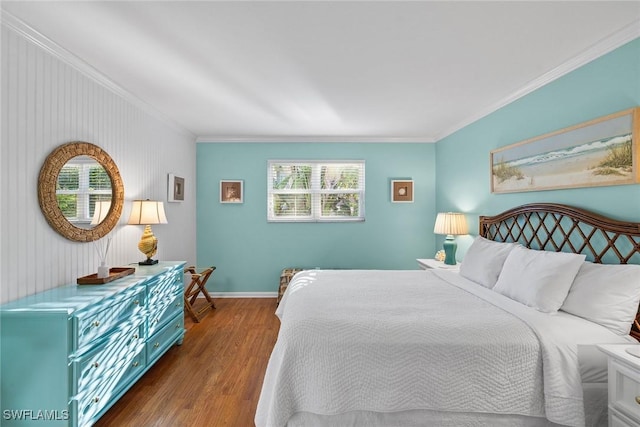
[
  {"left": 127, "top": 200, "right": 168, "bottom": 225},
  {"left": 434, "top": 212, "right": 468, "bottom": 235},
  {"left": 91, "top": 200, "right": 111, "bottom": 225}
]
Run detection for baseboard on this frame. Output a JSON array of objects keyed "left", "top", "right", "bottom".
[{"left": 208, "top": 292, "right": 277, "bottom": 298}]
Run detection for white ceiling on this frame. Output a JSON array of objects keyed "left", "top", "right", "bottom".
[{"left": 3, "top": 1, "right": 640, "bottom": 142}]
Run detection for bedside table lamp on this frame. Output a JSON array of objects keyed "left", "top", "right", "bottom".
[
  {"left": 434, "top": 212, "right": 468, "bottom": 265},
  {"left": 127, "top": 200, "right": 168, "bottom": 265}
]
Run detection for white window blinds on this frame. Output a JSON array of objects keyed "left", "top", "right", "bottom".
[
  {"left": 56, "top": 156, "right": 112, "bottom": 225},
  {"left": 267, "top": 160, "right": 365, "bottom": 222}
]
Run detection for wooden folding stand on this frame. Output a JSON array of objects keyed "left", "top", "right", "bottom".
[{"left": 183, "top": 265, "right": 216, "bottom": 322}]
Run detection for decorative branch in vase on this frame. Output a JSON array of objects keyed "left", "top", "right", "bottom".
[{"left": 94, "top": 237, "right": 112, "bottom": 278}]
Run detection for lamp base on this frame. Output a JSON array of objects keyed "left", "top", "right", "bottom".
[
  {"left": 137, "top": 225, "right": 159, "bottom": 266},
  {"left": 442, "top": 235, "right": 457, "bottom": 265}
]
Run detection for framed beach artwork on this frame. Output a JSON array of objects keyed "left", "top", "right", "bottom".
[{"left": 491, "top": 107, "right": 640, "bottom": 193}]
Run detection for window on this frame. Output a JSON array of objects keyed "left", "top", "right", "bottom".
[
  {"left": 268, "top": 160, "right": 365, "bottom": 222},
  {"left": 56, "top": 156, "right": 112, "bottom": 225}
]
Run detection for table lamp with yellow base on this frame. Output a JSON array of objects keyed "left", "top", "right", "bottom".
[{"left": 128, "top": 200, "right": 168, "bottom": 265}]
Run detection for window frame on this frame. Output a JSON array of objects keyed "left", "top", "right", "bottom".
[
  {"left": 56, "top": 156, "right": 111, "bottom": 225},
  {"left": 267, "top": 160, "right": 365, "bottom": 223}
]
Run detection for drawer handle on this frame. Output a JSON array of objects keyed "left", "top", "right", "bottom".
[
  {"left": 132, "top": 361, "right": 139, "bottom": 367},
  {"left": 133, "top": 334, "right": 139, "bottom": 339},
  {"left": 154, "top": 342, "right": 160, "bottom": 348},
  {"left": 175, "top": 323, "right": 181, "bottom": 329},
  {"left": 636, "top": 396, "right": 640, "bottom": 405},
  {"left": 92, "top": 362, "right": 99, "bottom": 368},
  {"left": 93, "top": 397, "right": 100, "bottom": 403},
  {"left": 133, "top": 300, "right": 139, "bottom": 305},
  {"left": 153, "top": 290, "right": 159, "bottom": 295},
  {"left": 93, "top": 321, "right": 100, "bottom": 327}
]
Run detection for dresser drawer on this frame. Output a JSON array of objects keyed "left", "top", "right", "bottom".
[
  {"left": 73, "top": 319, "right": 145, "bottom": 395},
  {"left": 147, "top": 269, "right": 182, "bottom": 307},
  {"left": 74, "top": 287, "right": 146, "bottom": 352},
  {"left": 74, "top": 348, "right": 146, "bottom": 427},
  {"left": 610, "top": 406, "right": 638, "bottom": 427},
  {"left": 610, "top": 359, "right": 640, "bottom": 423},
  {"left": 147, "top": 314, "right": 184, "bottom": 364},
  {"left": 115, "top": 350, "right": 146, "bottom": 391},
  {"left": 148, "top": 292, "right": 183, "bottom": 337}
]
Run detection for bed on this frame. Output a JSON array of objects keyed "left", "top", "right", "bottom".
[{"left": 255, "top": 203, "right": 640, "bottom": 427}]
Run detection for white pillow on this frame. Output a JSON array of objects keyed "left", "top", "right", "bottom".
[
  {"left": 459, "top": 236, "right": 519, "bottom": 288},
  {"left": 493, "top": 246, "right": 586, "bottom": 313},
  {"left": 561, "top": 262, "right": 640, "bottom": 335}
]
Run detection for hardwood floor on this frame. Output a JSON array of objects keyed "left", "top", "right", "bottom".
[{"left": 94, "top": 298, "right": 280, "bottom": 427}]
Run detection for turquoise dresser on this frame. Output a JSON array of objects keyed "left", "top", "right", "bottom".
[{"left": 0, "top": 261, "right": 186, "bottom": 426}]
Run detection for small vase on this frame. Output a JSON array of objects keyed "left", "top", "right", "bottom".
[{"left": 97, "top": 262, "right": 110, "bottom": 279}]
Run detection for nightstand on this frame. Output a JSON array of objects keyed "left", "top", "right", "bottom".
[
  {"left": 417, "top": 258, "right": 460, "bottom": 271},
  {"left": 598, "top": 344, "right": 640, "bottom": 426}
]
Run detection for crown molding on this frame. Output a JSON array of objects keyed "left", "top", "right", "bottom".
[
  {"left": 1, "top": 11, "right": 432, "bottom": 145},
  {"left": 4, "top": 9, "right": 636, "bottom": 145},
  {"left": 435, "top": 19, "right": 640, "bottom": 142},
  {"left": 1, "top": 11, "right": 196, "bottom": 140},
  {"left": 196, "top": 135, "right": 435, "bottom": 143}
]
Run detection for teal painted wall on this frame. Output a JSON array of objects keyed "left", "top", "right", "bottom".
[
  {"left": 436, "top": 38, "right": 640, "bottom": 256},
  {"left": 196, "top": 143, "right": 435, "bottom": 293}
]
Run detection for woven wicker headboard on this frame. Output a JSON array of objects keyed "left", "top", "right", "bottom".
[{"left": 479, "top": 203, "right": 640, "bottom": 339}]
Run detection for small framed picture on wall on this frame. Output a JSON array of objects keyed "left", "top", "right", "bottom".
[
  {"left": 391, "top": 180, "right": 414, "bottom": 203},
  {"left": 168, "top": 173, "right": 185, "bottom": 202},
  {"left": 220, "top": 180, "right": 244, "bottom": 203}
]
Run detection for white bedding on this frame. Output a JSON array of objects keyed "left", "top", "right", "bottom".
[{"left": 255, "top": 269, "right": 635, "bottom": 427}]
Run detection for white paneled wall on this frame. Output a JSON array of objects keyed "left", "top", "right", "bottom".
[{"left": 1, "top": 19, "right": 197, "bottom": 303}]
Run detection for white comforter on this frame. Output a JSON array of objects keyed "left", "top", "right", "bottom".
[{"left": 255, "top": 269, "right": 634, "bottom": 427}]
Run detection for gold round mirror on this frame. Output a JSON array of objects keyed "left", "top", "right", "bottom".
[{"left": 38, "top": 142, "right": 124, "bottom": 242}]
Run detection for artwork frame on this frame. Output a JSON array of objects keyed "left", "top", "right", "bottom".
[
  {"left": 491, "top": 107, "right": 640, "bottom": 194},
  {"left": 391, "top": 180, "right": 414, "bottom": 203},
  {"left": 168, "top": 173, "right": 185, "bottom": 202},
  {"left": 220, "top": 180, "right": 244, "bottom": 204}
]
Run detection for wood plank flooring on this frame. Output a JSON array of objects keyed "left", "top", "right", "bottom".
[{"left": 94, "top": 298, "right": 280, "bottom": 427}]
